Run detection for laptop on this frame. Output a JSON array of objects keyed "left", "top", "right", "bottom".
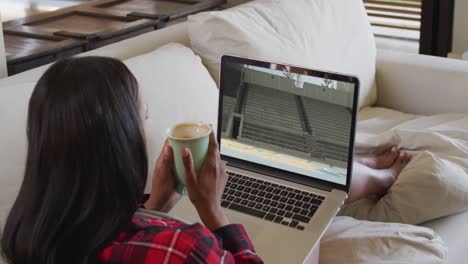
[{"left": 170, "top": 55, "right": 359, "bottom": 263}]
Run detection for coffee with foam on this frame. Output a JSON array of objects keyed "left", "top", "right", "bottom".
[
  {"left": 169, "top": 123, "right": 211, "bottom": 140},
  {"left": 167, "top": 122, "right": 212, "bottom": 194}
]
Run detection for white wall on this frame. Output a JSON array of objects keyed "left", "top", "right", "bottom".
[
  {"left": 0, "top": 11, "right": 7, "bottom": 78},
  {"left": 452, "top": 0, "right": 468, "bottom": 55}
]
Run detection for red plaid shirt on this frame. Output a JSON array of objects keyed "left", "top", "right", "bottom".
[{"left": 97, "top": 213, "right": 263, "bottom": 263}]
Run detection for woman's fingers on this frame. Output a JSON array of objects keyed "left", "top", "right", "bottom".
[
  {"left": 207, "top": 131, "right": 222, "bottom": 165},
  {"left": 208, "top": 131, "right": 219, "bottom": 154},
  {"left": 162, "top": 140, "right": 173, "bottom": 164},
  {"left": 182, "top": 147, "right": 197, "bottom": 186}
]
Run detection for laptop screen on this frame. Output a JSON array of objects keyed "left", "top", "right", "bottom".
[{"left": 219, "top": 57, "right": 357, "bottom": 186}]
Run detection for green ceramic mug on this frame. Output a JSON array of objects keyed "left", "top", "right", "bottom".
[{"left": 167, "top": 122, "right": 211, "bottom": 194}]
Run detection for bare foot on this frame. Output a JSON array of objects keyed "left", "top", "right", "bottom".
[
  {"left": 356, "top": 146, "right": 399, "bottom": 169},
  {"left": 347, "top": 152, "right": 414, "bottom": 203},
  {"left": 374, "top": 152, "right": 413, "bottom": 195}
]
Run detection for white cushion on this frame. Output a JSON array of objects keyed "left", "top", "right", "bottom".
[
  {"left": 188, "top": 0, "right": 377, "bottom": 109},
  {"left": 321, "top": 216, "right": 447, "bottom": 264},
  {"left": 422, "top": 210, "right": 468, "bottom": 264},
  {"left": 123, "top": 43, "right": 219, "bottom": 191}
]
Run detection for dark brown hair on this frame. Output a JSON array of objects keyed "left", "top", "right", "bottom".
[{"left": 1, "top": 57, "right": 148, "bottom": 264}]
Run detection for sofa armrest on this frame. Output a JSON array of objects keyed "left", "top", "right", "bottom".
[{"left": 375, "top": 49, "right": 468, "bottom": 115}]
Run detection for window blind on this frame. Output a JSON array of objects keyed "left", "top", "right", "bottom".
[{"left": 364, "top": 0, "right": 422, "bottom": 40}]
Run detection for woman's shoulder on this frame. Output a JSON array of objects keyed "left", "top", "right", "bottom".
[{"left": 97, "top": 214, "right": 219, "bottom": 264}]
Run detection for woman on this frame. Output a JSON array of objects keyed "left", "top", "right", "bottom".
[{"left": 1, "top": 57, "right": 263, "bottom": 264}]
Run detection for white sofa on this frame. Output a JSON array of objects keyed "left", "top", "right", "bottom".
[{"left": 1, "top": 20, "right": 468, "bottom": 264}]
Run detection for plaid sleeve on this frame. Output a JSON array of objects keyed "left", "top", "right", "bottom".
[
  {"left": 183, "top": 224, "right": 263, "bottom": 264},
  {"left": 97, "top": 216, "right": 263, "bottom": 264},
  {"left": 211, "top": 224, "right": 263, "bottom": 264}
]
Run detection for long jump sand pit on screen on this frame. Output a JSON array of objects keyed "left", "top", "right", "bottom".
[{"left": 221, "top": 139, "right": 346, "bottom": 185}]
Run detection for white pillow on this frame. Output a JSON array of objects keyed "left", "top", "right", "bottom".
[
  {"left": 321, "top": 216, "right": 447, "bottom": 264},
  {"left": 0, "top": 83, "right": 35, "bottom": 228},
  {"left": 341, "top": 152, "right": 468, "bottom": 225},
  {"left": 123, "top": 43, "right": 219, "bottom": 191},
  {"left": 188, "top": 0, "right": 377, "bottom": 109}
]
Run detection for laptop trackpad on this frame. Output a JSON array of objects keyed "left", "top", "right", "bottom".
[{"left": 225, "top": 210, "right": 266, "bottom": 237}]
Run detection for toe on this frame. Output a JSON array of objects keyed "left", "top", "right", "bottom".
[
  {"left": 401, "top": 152, "right": 413, "bottom": 164},
  {"left": 389, "top": 146, "right": 399, "bottom": 158},
  {"left": 397, "top": 156, "right": 403, "bottom": 165},
  {"left": 381, "top": 146, "right": 399, "bottom": 166}
]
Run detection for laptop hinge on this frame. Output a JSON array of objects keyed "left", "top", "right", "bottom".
[{"left": 226, "top": 160, "right": 334, "bottom": 192}]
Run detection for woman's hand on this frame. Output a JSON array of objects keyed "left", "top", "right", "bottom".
[
  {"left": 182, "top": 131, "right": 229, "bottom": 230},
  {"left": 144, "top": 140, "right": 181, "bottom": 212}
]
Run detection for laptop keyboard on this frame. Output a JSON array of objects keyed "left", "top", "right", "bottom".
[{"left": 221, "top": 171, "right": 325, "bottom": 231}]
